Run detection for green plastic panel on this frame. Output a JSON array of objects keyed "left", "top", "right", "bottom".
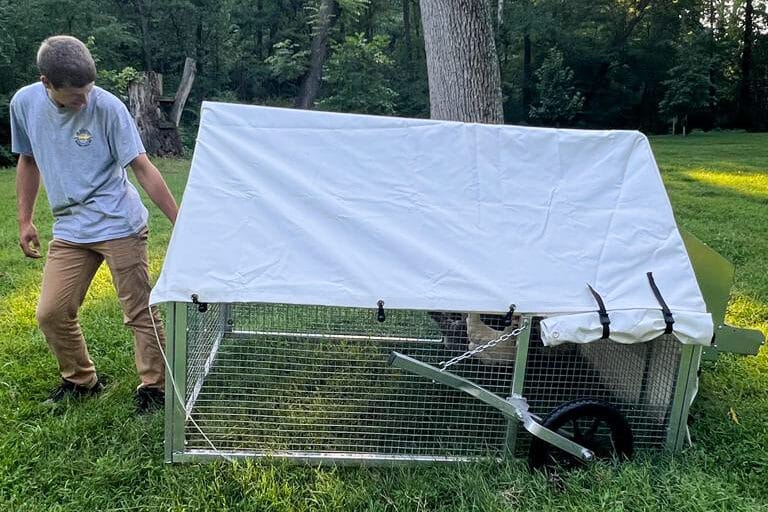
[{"left": 681, "top": 229, "right": 764, "bottom": 359}]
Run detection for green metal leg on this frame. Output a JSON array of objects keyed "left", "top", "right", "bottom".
[
  {"left": 163, "top": 303, "right": 176, "bottom": 463},
  {"left": 165, "top": 302, "right": 188, "bottom": 463},
  {"left": 666, "top": 343, "right": 701, "bottom": 451},
  {"left": 504, "top": 315, "right": 532, "bottom": 457}
]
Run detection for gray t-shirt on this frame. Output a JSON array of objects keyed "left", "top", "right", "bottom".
[{"left": 10, "top": 82, "right": 148, "bottom": 243}]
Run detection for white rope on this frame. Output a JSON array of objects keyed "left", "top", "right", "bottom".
[{"left": 148, "top": 304, "right": 233, "bottom": 462}]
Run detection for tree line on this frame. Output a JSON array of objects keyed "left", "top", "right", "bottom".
[{"left": 1, "top": 0, "right": 766, "bottom": 164}]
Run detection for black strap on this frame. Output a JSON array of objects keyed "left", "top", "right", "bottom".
[
  {"left": 647, "top": 272, "right": 674, "bottom": 334},
  {"left": 376, "top": 300, "right": 386, "bottom": 322},
  {"left": 587, "top": 284, "right": 610, "bottom": 339},
  {"left": 502, "top": 304, "right": 516, "bottom": 327}
]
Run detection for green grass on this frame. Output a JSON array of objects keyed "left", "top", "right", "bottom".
[{"left": 1, "top": 133, "right": 767, "bottom": 511}]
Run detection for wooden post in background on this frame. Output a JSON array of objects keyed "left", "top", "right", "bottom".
[{"left": 170, "top": 58, "right": 197, "bottom": 127}]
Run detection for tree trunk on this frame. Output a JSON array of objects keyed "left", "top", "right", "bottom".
[
  {"left": 708, "top": 7, "right": 717, "bottom": 123},
  {"left": 419, "top": 0, "right": 504, "bottom": 123},
  {"left": 738, "top": 0, "right": 754, "bottom": 129},
  {"left": 132, "top": 0, "right": 153, "bottom": 71},
  {"left": 169, "top": 58, "right": 197, "bottom": 127},
  {"left": 257, "top": 0, "right": 264, "bottom": 60},
  {"left": 522, "top": 31, "right": 532, "bottom": 122},
  {"left": 364, "top": 0, "right": 375, "bottom": 40},
  {"left": 403, "top": 0, "right": 413, "bottom": 63},
  {"left": 128, "top": 72, "right": 184, "bottom": 157},
  {"left": 295, "top": 0, "right": 338, "bottom": 109}
]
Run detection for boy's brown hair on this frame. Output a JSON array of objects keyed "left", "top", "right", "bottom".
[{"left": 37, "top": 35, "right": 96, "bottom": 88}]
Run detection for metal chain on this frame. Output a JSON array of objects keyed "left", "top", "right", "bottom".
[{"left": 439, "top": 318, "right": 529, "bottom": 370}]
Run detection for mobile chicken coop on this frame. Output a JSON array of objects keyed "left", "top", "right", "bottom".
[{"left": 150, "top": 103, "right": 763, "bottom": 467}]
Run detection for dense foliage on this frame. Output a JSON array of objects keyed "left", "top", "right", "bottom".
[{"left": 0, "top": 0, "right": 766, "bottom": 163}]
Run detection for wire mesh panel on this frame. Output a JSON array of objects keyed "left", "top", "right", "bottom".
[
  {"left": 185, "top": 303, "right": 226, "bottom": 405},
  {"left": 516, "top": 322, "right": 681, "bottom": 454},
  {"left": 180, "top": 303, "right": 519, "bottom": 461},
  {"left": 172, "top": 304, "right": 687, "bottom": 463}
]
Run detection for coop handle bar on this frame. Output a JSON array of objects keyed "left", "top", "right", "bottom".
[{"left": 387, "top": 351, "right": 595, "bottom": 462}]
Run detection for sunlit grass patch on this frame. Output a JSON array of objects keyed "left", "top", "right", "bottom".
[
  {"left": 685, "top": 169, "right": 768, "bottom": 199},
  {"left": 726, "top": 291, "right": 768, "bottom": 332}
]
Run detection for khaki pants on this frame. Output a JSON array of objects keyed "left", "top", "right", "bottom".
[{"left": 36, "top": 227, "right": 165, "bottom": 390}]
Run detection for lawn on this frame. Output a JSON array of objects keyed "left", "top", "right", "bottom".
[{"left": 0, "top": 132, "right": 767, "bottom": 511}]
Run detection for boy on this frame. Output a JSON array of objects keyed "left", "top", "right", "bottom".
[{"left": 10, "top": 35, "right": 178, "bottom": 414}]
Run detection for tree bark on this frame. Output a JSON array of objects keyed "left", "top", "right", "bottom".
[
  {"left": 522, "top": 31, "right": 532, "bottom": 122},
  {"left": 403, "top": 0, "right": 413, "bottom": 63},
  {"left": 738, "top": 0, "right": 754, "bottom": 129},
  {"left": 295, "top": 0, "right": 338, "bottom": 109},
  {"left": 128, "top": 72, "right": 184, "bottom": 157},
  {"left": 419, "top": 0, "right": 504, "bottom": 123},
  {"left": 170, "top": 58, "right": 197, "bottom": 127},
  {"left": 131, "top": 0, "right": 153, "bottom": 71},
  {"left": 257, "top": 0, "right": 265, "bottom": 60}
]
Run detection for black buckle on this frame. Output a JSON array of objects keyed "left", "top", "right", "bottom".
[
  {"left": 587, "top": 285, "right": 610, "bottom": 339},
  {"left": 646, "top": 272, "right": 674, "bottom": 334}
]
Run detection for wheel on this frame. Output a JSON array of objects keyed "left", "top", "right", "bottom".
[{"left": 528, "top": 399, "right": 633, "bottom": 470}]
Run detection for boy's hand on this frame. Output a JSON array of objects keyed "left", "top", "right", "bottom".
[{"left": 19, "top": 222, "right": 41, "bottom": 258}]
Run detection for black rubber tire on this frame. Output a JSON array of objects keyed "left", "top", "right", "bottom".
[{"left": 528, "top": 399, "right": 633, "bottom": 470}]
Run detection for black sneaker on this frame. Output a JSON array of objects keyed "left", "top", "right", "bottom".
[
  {"left": 45, "top": 377, "right": 105, "bottom": 403},
  {"left": 134, "top": 387, "right": 164, "bottom": 414}
]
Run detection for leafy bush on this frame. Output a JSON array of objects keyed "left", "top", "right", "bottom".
[
  {"left": 265, "top": 39, "right": 310, "bottom": 82},
  {"left": 529, "top": 48, "right": 584, "bottom": 126},
  {"left": 86, "top": 36, "right": 139, "bottom": 102},
  {"left": 317, "top": 33, "right": 398, "bottom": 115}
]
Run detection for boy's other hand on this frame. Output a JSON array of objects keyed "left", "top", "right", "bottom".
[{"left": 19, "top": 223, "right": 41, "bottom": 258}]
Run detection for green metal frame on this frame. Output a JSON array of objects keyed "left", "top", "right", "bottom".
[
  {"left": 171, "top": 450, "right": 482, "bottom": 465},
  {"left": 665, "top": 343, "right": 702, "bottom": 451},
  {"left": 504, "top": 315, "right": 533, "bottom": 456},
  {"left": 164, "top": 302, "right": 188, "bottom": 463}
]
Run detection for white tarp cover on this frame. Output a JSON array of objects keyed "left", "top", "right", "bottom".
[
  {"left": 539, "top": 310, "right": 713, "bottom": 347},
  {"left": 150, "top": 102, "right": 713, "bottom": 345}
]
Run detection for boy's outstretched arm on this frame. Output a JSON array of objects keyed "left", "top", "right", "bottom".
[{"left": 130, "top": 153, "right": 179, "bottom": 225}]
